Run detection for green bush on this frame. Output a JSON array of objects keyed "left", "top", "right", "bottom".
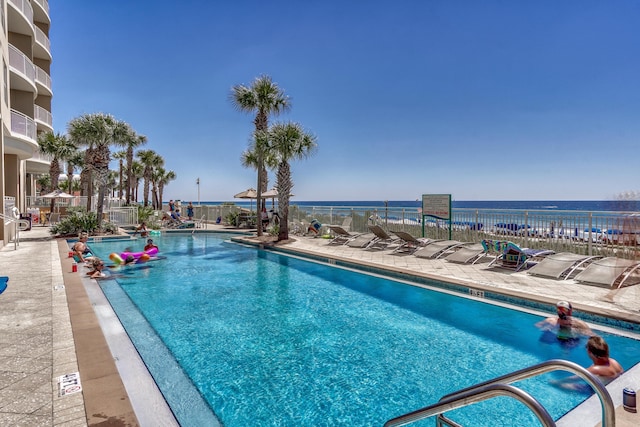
[{"left": 50, "top": 209, "right": 117, "bottom": 236}]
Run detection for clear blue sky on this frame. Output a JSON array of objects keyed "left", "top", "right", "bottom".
[{"left": 50, "top": 1, "right": 640, "bottom": 202}]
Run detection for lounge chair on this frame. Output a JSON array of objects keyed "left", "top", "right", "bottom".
[
  {"left": 574, "top": 257, "right": 640, "bottom": 289},
  {"left": 444, "top": 243, "right": 486, "bottom": 264},
  {"left": 414, "top": 240, "right": 466, "bottom": 259},
  {"left": 327, "top": 226, "right": 359, "bottom": 245},
  {"left": 482, "top": 239, "right": 554, "bottom": 271},
  {"left": 366, "top": 225, "right": 402, "bottom": 250},
  {"left": 391, "top": 231, "right": 431, "bottom": 254},
  {"left": 346, "top": 233, "right": 376, "bottom": 248},
  {"left": 527, "top": 252, "right": 603, "bottom": 280}
]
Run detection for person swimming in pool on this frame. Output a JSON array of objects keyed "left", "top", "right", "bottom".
[
  {"left": 536, "top": 301, "right": 594, "bottom": 342},
  {"left": 551, "top": 335, "right": 624, "bottom": 391}
]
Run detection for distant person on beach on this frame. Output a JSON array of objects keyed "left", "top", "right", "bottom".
[
  {"left": 133, "top": 221, "right": 148, "bottom": 237},
  {"left": 187, "top": 202, "right": 194, "bottom": 220},
  {"left": 536, "top": 301, "right": 593, "bottom": 342}
]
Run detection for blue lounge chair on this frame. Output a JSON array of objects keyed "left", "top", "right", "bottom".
[
  {"left": 0, "top": 276, "right": 8, "bottom": 295},
  {"left": 481, "top": 239, "right": 554, "bottom": 271}
]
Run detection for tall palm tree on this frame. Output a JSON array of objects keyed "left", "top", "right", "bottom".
[
  {"left": 38, "top": 131, "right": 76, "bottom": 211},
  {"left": 131, "top": 161, "right": 144, "bottom": 203},
  {"left": 125, "top": 133, "right": 147, "bottom": 204},
  {"left": 113, "top": 150, "right": 127, "bottom": 200},
  {"left": 231, "top": 75, "right": 291, "bottom": 236},
  {"left": 137, "top": 149, "right": 163, "bottom": 207},
  {"left": 67, "top": 113, "right": 130, "bottom": 230},
  {"left": 65, "top": 151, "right": 84, "bottom": 195},
  {"left": 156, "top": 168, "right": 176, "bottom": 210},
  {"left": 266, "top": 122, "right": 317, "bottom": 241}
]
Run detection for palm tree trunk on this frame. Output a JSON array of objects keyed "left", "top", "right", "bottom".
[{"left": 277, "top": 162, "right": 292, "bottom": 241}]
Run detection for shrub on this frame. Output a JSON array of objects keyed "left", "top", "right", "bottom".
[{"left": 50, "top": 208, "right": 117, "bottom": 236}]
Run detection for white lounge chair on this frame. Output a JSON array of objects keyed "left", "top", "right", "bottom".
[
  {"left": 444, "top": 243, "right": 487, "bottom": 264},
  {"left": 527, "top": 253, "right": 602, "bottom": 280},
  {"left": 366, "top": 225, "right": 402, "bottom": 250},
  {"left": 414, "top": 240, "right": 466, "bottom": 259},
  {"left": 327, "top": 226, "right": 359, "bottom": 245},
  {"left": 574, "top": 257, "right": 640, "bottom": 289}
]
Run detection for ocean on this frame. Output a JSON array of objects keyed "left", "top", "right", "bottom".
[{"left": 182, "top": 200, "right": 640, "bottom": 212}]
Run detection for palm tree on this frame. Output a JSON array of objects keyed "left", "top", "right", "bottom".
[
  {"left": 38, "top": 131, "right": 76, "bottom": 211},
  {"left": 231, "top": 75, "right": 291, "bottom": 236},
  {"left": 67, "top": 113, "right": 130, "bottom": 230},
  {"left": 131, "top": 161, "right": 144, "bottom": 203},
  {"left": 65, "top": 151, "right": 84, "bottom": 195},
  {"left": 156, "top": 168, "right": 176, "bottom": 210},
  {"left": 137, "top": 149, "right": 163, "bottom": 207},
  {"left": 113, "top": 150, "right": 127, "bottom": 200},
  {"left": 266, "top": 122, "right": 317, "bottom": 241},
  {"left": 124, "top": 133, "right": 147, "bottom": 204}
]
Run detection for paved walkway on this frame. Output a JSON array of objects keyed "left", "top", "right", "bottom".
[{"left": 1, "top": 225, "right": 638, "bottom": 426}]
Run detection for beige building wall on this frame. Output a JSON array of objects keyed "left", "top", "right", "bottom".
[{"left": 2, "top": 0, "right": 53, "bottom": 247}]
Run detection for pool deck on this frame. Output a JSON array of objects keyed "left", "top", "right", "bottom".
[{"left": 0, "top": 225, "right": 639, "bottom": 426}]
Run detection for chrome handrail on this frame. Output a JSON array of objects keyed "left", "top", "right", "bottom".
[
  {"left": 384, "top": 359, "right": 615, "bottom": 427},
  {"left": 0, "top": 212, "right": 30, "bottom": 250}
]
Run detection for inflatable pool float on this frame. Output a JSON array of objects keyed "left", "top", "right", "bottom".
[{"left": 111, "top": 247, "right": 159, "bottom": 264}]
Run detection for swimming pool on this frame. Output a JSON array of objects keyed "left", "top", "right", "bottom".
[{"left": 88, "top": 233, "right": 640, "bottom": 426}]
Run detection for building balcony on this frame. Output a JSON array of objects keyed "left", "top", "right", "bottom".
[
  {"left": 5, "top": 109, "right": 38, "bottom": 159},
  {"left": 7, "top": 0, "right": 34, "bottom": 36},
  {"left": 26, "top": 151, "right": 52, "bottom": 174},
  {"left": 35, "top": 65, "right": 52, "bottom": 96},
  {"left": 34, "top": 104, "right": 53, "bottom": 132},
  {"left": 8, "top": 44, "right": 36, "bottom": 94},
  {"left": 33, "top": 26, "right": 52, "bottom": 61},
  {"left": 31, "top": 0, "right": 50, "bottom": 25}
]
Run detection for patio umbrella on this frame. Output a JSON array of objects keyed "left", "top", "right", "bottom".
[
  {"left": 234, "top": 188, "right": 257, "bottom": 212},
  {"left": 41, "top": 189, "right": 74, "bottom": 199},
  {"left": 41, "top": 189, "right": 74, "bottom": 214},
  {"left": 261, "top": 188, "right": 294, "bottom": 209}
]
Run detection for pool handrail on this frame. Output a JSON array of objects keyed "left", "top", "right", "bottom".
[{"left": 383, "top": 359, "right": 615, "bottom": 427}]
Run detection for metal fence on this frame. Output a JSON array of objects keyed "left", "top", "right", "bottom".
[{"left": 287, "top": 205, "right": 640, "bottom": 260}]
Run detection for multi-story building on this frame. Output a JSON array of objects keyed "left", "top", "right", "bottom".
[{"left": 1, "top": 0, "right": 52, "bottom": 247}]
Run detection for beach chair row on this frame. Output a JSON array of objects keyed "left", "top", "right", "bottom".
[{"left": 324, "top": 225, "right": 640, "bottom": 289}]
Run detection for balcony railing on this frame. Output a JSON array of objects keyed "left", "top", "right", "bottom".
[
  {"left": 35, "top": 65, "right": 51, "bottom": 93},
  {"left": 8, "top": 0, "right": 34, "bottom": 23},
  {"left": 32, "top": 0, "right": 50, "bottom": 21},
  {"left": 34, "top": 26, "right": 51, "bottom": 56},
  {"left": 34, "top": 104, "right": 52, "bottom": 128},
  {"left": 8, "top": 44, "right": 35, "bottom": 83},
  {"left": 10, "top": 109, "right": 36, "bottom": 141}
]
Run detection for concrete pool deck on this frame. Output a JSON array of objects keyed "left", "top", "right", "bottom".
[{"left": 0, "top": 225, "right": 638, "bottom": 426}]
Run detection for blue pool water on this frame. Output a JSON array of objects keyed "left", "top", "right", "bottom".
[{"left": 88, "top": 233, "right": 640, "bottom": 426}]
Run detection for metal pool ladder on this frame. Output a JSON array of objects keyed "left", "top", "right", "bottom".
[{"left": 383, "top": 359, "right": 615, "bottom": 427}]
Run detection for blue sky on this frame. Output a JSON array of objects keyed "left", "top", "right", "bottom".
[{"left": 50, "top": 1, "right": 640, "bottom": 202}]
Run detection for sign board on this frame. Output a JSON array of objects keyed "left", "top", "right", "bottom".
[
  {"left": 422, "top": 194, "right": 451, "bottom": 220},
  {"left": 58, "top": 372, "right": 82, "bottom": 396}
]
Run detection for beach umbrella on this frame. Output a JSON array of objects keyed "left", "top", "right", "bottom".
[
  {"left": 234, "top": 188, "right": 257, "bottom": 212},
  {"left": 41, "top": 189, "right": 74, "bottom": 198},
  {"left": 261, "top": 188, "right": 294, "bottom": 209},
  {"left": 41, "top": 189, "right": 75, "bottom": 214}
]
